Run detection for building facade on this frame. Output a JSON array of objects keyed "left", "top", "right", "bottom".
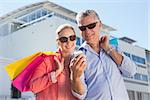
[
  {"left": 0, "top": 1, "right": 149, "bottom": 100},
  {"left": 119, "top": 37, "right": 150, "bottom": 100}
]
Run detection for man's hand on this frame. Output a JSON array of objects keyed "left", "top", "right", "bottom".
[
  {"left": 100, "top": 35, "right": 112, "bottom": 52},
  {"left": 70, "top": 54, "right": 87, "bottom": 80},
  {"left": 70, "top": 54, "right": 87, "bottom": 95},
  {"left": 100, "top": 35, "right": 123, "bottom": 65}
]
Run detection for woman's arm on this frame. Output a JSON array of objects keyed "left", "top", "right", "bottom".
[{"left": 29, "top": 60, "right": 54, "bottom": 93}]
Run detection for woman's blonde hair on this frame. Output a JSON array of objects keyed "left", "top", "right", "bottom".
[{"left": 56, "top": 24, "right": 76, "bottom": 40}]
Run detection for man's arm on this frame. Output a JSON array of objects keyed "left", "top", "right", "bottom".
[
  {"left": 70, "top": 54, "right": 87, "bottom": 99},
  {"left": 105, "top": 45, "right": 123, "bottom": 65},
  {"left": 100, "top": 36, "right": 137, "bottom": 77},
  {"left": 71, "top": 74, "right": 87, "bottom": 99},
  {"left": 71, "top": 78, "right": 85, "bottom": 95}
]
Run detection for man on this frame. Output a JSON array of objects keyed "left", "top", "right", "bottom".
[{"left": 70, "top": 10, "right": 137, "bottom": 100}]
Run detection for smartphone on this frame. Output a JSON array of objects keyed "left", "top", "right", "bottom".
[
  {"left": 70, "top": 51, "right": 83, "bottom": 70},
  {"left": 73, "top": 51, "right": 83, "bottom": 59}
]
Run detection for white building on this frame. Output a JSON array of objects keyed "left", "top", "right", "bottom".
[
  {"left": 0, "top": 1, "right": 149, "bottom": 100},
  {"left": 145, "top": 50, "right": 150, "bottom": 98},
  {"left": 119, "top": 37, "right": 150, "bottom": 100},
  {"left": 0, "top": 1, "right": 115, "bottom": 99}
]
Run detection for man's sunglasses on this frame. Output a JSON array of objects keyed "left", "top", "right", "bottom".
[
  {"left": 58, "top": 35, "right": 76, "bottom": 43},
  {"left": 79, "top": 22, "right": 98, "bottom": 31}
]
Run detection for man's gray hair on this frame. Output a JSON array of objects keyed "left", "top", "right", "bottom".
[{"left": 76, "top": 10, "right": 100, "bottom": 24}]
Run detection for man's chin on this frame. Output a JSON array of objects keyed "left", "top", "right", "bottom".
[{"left": 86, "top": 39, "right": 93, "bottom": 44}]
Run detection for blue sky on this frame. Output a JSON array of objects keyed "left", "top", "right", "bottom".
[{"left": 0, "top": 0, "right": 149, "bottom": 50}]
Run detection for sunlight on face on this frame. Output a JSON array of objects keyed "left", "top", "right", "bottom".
[
  {"left": 80, "top": 16, "right": 101, "bottom": 44},
  {"left": 58, "top": 28, "right": 76, "bottom": 54}
]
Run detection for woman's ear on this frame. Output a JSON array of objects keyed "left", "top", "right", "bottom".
[
  {"left": 57, "top": 41, "right": 61, "bottom": 46},
  {"left": 56, "top": 39, "right": 59, "bottom": 45}
]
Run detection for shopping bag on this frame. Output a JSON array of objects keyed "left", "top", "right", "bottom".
[
  {"left": 5, "top": 52, "right": 42, "bottom": 80},
  {"left": 12, "top": 55, "right": 44, "bottom": 92},
  {"left": 109, "top": 38, "right": 118, "bottom": 46},
  {"left": 12, "top": 52, "right": 59, "bottom": 92}
]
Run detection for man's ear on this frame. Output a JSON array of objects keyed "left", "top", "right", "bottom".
[
  {"left": 99, "top": 21, "right": 102, "bottom": 28},
  {"left": 98, "top": 21, "right": 102, "bottom": 30}
]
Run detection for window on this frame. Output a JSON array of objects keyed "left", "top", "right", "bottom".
[
  {"left": 37, "top": 11, "right": 41, "bottom": 19},
  {"left": 132, "top": 55, "right": 145, "bottom": 64},
  {"left": 134, "top": 73, "right": 141, "bottom": 80},
  {"left": 30, "top": 13, "right": 36, "bottom": 21},
  {"left": 42, "top": 10, "right": 47, "bottom": 16},
  {"left": 21, "top": 17, "right": 28, "bottom": 22},
  {"left": 19, "top": 9, "right": 51, "bottom": 23},
  {"left": 142, "top": 75, "right": 148, "bottom": 82},
  {"left": 134, "top": 73, "right": 148, "bottom": 82}
]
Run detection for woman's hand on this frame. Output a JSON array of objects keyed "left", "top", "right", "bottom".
[{"left": 54, "top": 56, "right": 64, "bottom": 77}]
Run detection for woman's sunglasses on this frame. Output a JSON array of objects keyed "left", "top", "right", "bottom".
[
  {"left": 58, "top": 35, "right": 76, "bottom": 43},
  {"left": 79, "top": 22, "right": 98, "bottom": 31}
]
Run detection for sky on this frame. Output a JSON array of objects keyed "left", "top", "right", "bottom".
[{"left": 0, "top": 0, "right": 149, "bottom": 50}]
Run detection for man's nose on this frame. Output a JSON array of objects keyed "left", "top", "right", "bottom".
[{"left": 85, "top": 27, "right": 91, "bottom": 34}]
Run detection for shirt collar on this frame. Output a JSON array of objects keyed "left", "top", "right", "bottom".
[{"left": 79, "top": 42, "right": 105, "bottom": 56}]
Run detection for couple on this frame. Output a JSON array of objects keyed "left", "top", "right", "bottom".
[{"left": 29, "top": 10, "right": 136, "bottom": 100}]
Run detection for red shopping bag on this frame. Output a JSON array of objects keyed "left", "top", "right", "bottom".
[{"left": 12, "top": 53, "right": 60, "bottom": 92}]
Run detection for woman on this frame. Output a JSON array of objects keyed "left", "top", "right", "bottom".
[{"left": 29, "top": 24, "right": 79, "bottom": 100}]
